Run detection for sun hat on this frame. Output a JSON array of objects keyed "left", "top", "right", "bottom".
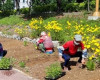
[
  {"left": 41, "top": 31, "right": 46, "bottom": 36},
  {"left": 74, "top": 34, "right": 82, "bottom": 41}
]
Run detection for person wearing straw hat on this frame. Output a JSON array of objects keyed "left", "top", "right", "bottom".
[{"left": 57, "top": 34, "right": 88, "bottom": 72}]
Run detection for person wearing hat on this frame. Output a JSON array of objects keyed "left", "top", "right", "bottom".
[
  {"left": 36, "top": 31, "right": 54, "bottom": 54},
  {"left": 57, "top": 34, "right": 88, "bottom": 72}
]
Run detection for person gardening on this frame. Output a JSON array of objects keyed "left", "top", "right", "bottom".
[
  {"left": 36, "top": 31, "right": 54, "bottom": 54},
  {"left": 57, "top": 34, "right": 88, "bottom": 72},
  {"left": 0, "top": 43, "right": 7, "bottom": 60}
]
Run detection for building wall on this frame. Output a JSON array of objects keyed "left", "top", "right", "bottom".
[
  {"left": 19, "top": 0, "right": 30, "bottom": 9},
  {"left": 14, "top": 0, "right": 30, "bottom": 9}
]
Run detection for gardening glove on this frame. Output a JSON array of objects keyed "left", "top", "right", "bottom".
[
  {"left": 57, "top": 46, "right": 65, "bottom": 62},
  {"left": 82, "top": 49, "right": 88, "bottom": 58},
  {"left": 57, "top": 46, "right": 64, "bottom": 56}
]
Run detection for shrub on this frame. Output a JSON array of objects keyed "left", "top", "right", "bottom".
[
  {"left": 86, "top": 59, "right": 95, "bottom": 71},
  {"left": 23, "top": 41, "right": 28, "bottom": 46},
  {"left": 20, "top": 8, "right": 29, "bottom": 14},
  {"left": 64, "top": 3, "right": 79, "bottom": 12},
  {"left": 45, "top": 63, "right": 62, "bottom": 79},
  {"left": 19, "top": 61, "right": 26, "bottom": 68},
  {"left": 0, "top": 57, "right": 11, "bottom": 69}
]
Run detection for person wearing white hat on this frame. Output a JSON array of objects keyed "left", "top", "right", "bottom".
[
  {"left": 36, "top": 31, "right": 54, "bottom": 54},
  {"left": 57, "top": 34, "right": 88, "bottom": 72}
]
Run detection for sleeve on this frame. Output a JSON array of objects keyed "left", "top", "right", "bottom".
[
  {"left": 38, "top": 39, "right": 44, "bottom": 43},
  {"left": 80, "top": 42, "right": 85, "bottom": 50},
  {"left": 80, "top": 42, "right": 88, "bottom": 58},
  {"left": 63, "top": 42, "right": 69, "bottom": 49}
]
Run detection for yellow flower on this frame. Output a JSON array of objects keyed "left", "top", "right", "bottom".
[
  {"left": 86, "top": 45, "right": 90, "bottom": 49},
  {"left": 89, "top": 57, "right": 92, "bottom": 60},
  {"left": 48, "top": 32, "right": 51, "bottom": 37}
]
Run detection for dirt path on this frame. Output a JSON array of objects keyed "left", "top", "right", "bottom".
[{"left": 0, "top": 36, "right": 100, "bottom": 80}]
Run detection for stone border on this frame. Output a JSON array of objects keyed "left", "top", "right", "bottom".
[
  {"left": 13, "top": 68, "right": 39, "bottom": 80},
  {"left": 0, "top": 31, "right": 60, "bottom": 47}
]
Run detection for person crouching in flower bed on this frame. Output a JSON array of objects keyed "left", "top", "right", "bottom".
[
  {"left": 36, "top": 31, "right": 54, "bottom": 54},
  {"left": 57, "top": 34, "right": 88, "bottom": 72}
]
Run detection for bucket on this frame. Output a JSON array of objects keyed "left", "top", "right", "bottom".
[{"left": 46, "top": 50, "right": 53, "bottom": 54}]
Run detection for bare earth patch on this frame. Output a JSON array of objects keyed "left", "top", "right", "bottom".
[{"left": 0, "top": 36, "right": 100, "bottom": 80}]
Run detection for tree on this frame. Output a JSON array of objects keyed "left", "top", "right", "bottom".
[
  {"left": 87, "top": 0, "right": 90, "bottom": 11},
  {"left": 0, "top": 0, "right": 2, "bottom": 10},
  {"left": 14, "top": 0, "right": 20, "bottom": 14},
  {"left": 27, "top": 0, "right": 33, "bottom": 16},
  {"left": 2, "top": 0, "right": 14, "bottom": 11},
  {"left": 56, "top": 0, "right": 61, "bottom": 13},
  {"left": 0, "top": 0, "right": 14, "bottom": 16}
]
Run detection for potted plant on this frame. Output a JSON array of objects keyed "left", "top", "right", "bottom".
[
  {"left": 45, "top": 62, "right": 66, "bottom": 80},
  {"left": 0, "top": 57, "right": 12, "bottom": 70}
]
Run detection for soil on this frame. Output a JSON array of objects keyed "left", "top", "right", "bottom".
[
  {"left": 0, "top": 36, "right": 100, "bottom": 80},
  {"left": 0, "top": 12, "right": 100, "bottom": 80}
]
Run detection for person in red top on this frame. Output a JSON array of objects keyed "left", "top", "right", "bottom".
[
  {"left": 36, "top": 31, "right": 54, "bottom": 54},
  {"left": 57, "top": 34, "right": 88, "bottom": 72}
]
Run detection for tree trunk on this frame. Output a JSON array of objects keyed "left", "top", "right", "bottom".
[
  {"left": 88, "top": 0, "right": 90, "bottom": 12},
  {"left": 56, "top": 0, "right": 61, "bottom": 13},
  {"left": 15, "top": 0, "right": 20, "bottom": 15}
]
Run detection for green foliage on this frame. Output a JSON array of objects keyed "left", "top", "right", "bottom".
[
  {"left": 0, "top": 0, "right": 2, "bottom": 10},
  {"left": 0, "top": 57, "right": 11, "bottom": 69},
  {"left": 20, "top": 8, "right": 29, "bottom": 14},
  {"left": 86, "top": 59, "right": 95, "bottom": 71},
  {"left": 0, "top": 0, "right": 14, "bottom": 16},
  {"left": 79, "top": 2, "right": 85, "bottom": 10},
  {"left": 19, "top": 61, "right": 26, "bottom": 68},
  {"left": 64, "top": 3, "right": 79, "bottom": 12},
  {"left": 45, "top": 63, "right": 62, "bottom": 79},
  {"left": 0, "top": 15, "right": 29, "bottom": 26},
  {"left": 33, "top": 4, "right": 57, "bottom": 13},
  {"left": 89, "top": 0, "right": 96, "bottom": 11},
  {"left": 24, "top": 41, "right": 28, "bottom": 46}
]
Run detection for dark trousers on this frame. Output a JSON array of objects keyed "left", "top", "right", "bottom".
[{"left": 62, "top": 51, "right": 82, "bottom": 67}]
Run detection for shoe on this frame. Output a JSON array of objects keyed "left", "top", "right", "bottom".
[
  {"left": 79, "top": 64, "right": 86, "bottom": 69},
  {"left": 76, "top": 62, "right": 81, "bottom": 66},
  {"left": 63, "top": 67, "right": 69, "bottom": 72}
]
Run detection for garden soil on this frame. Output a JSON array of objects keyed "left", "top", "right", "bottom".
[{"left": 0, "top": 36, "right": 100, "bottom": 80}]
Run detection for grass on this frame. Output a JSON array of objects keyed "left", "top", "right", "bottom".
[
  {"left": 0, "top": 13, "right": 100, "bottom": 27},
  {"left": 0, "top": 15, "right": 30, "bottom": 26}
]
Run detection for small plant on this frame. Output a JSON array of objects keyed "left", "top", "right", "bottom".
[
  {"left": 0, "top": 57, "right": 11, "bottom": 69},
  {"left": 19, "top": 61, "right": 26, "bottom": 68},
  {"left": 23, "top": 41, "right": 28, "bottom": 46},
  {"left": 45, "top": 62, "right": 62, "bottom": 79},
  {"left": 86, "top": 59, "right": 95, "bottom": 71}
]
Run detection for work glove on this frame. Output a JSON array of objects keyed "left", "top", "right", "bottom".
[{"left": 82, "top": 49, "right": 88, "bottom": 58}]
